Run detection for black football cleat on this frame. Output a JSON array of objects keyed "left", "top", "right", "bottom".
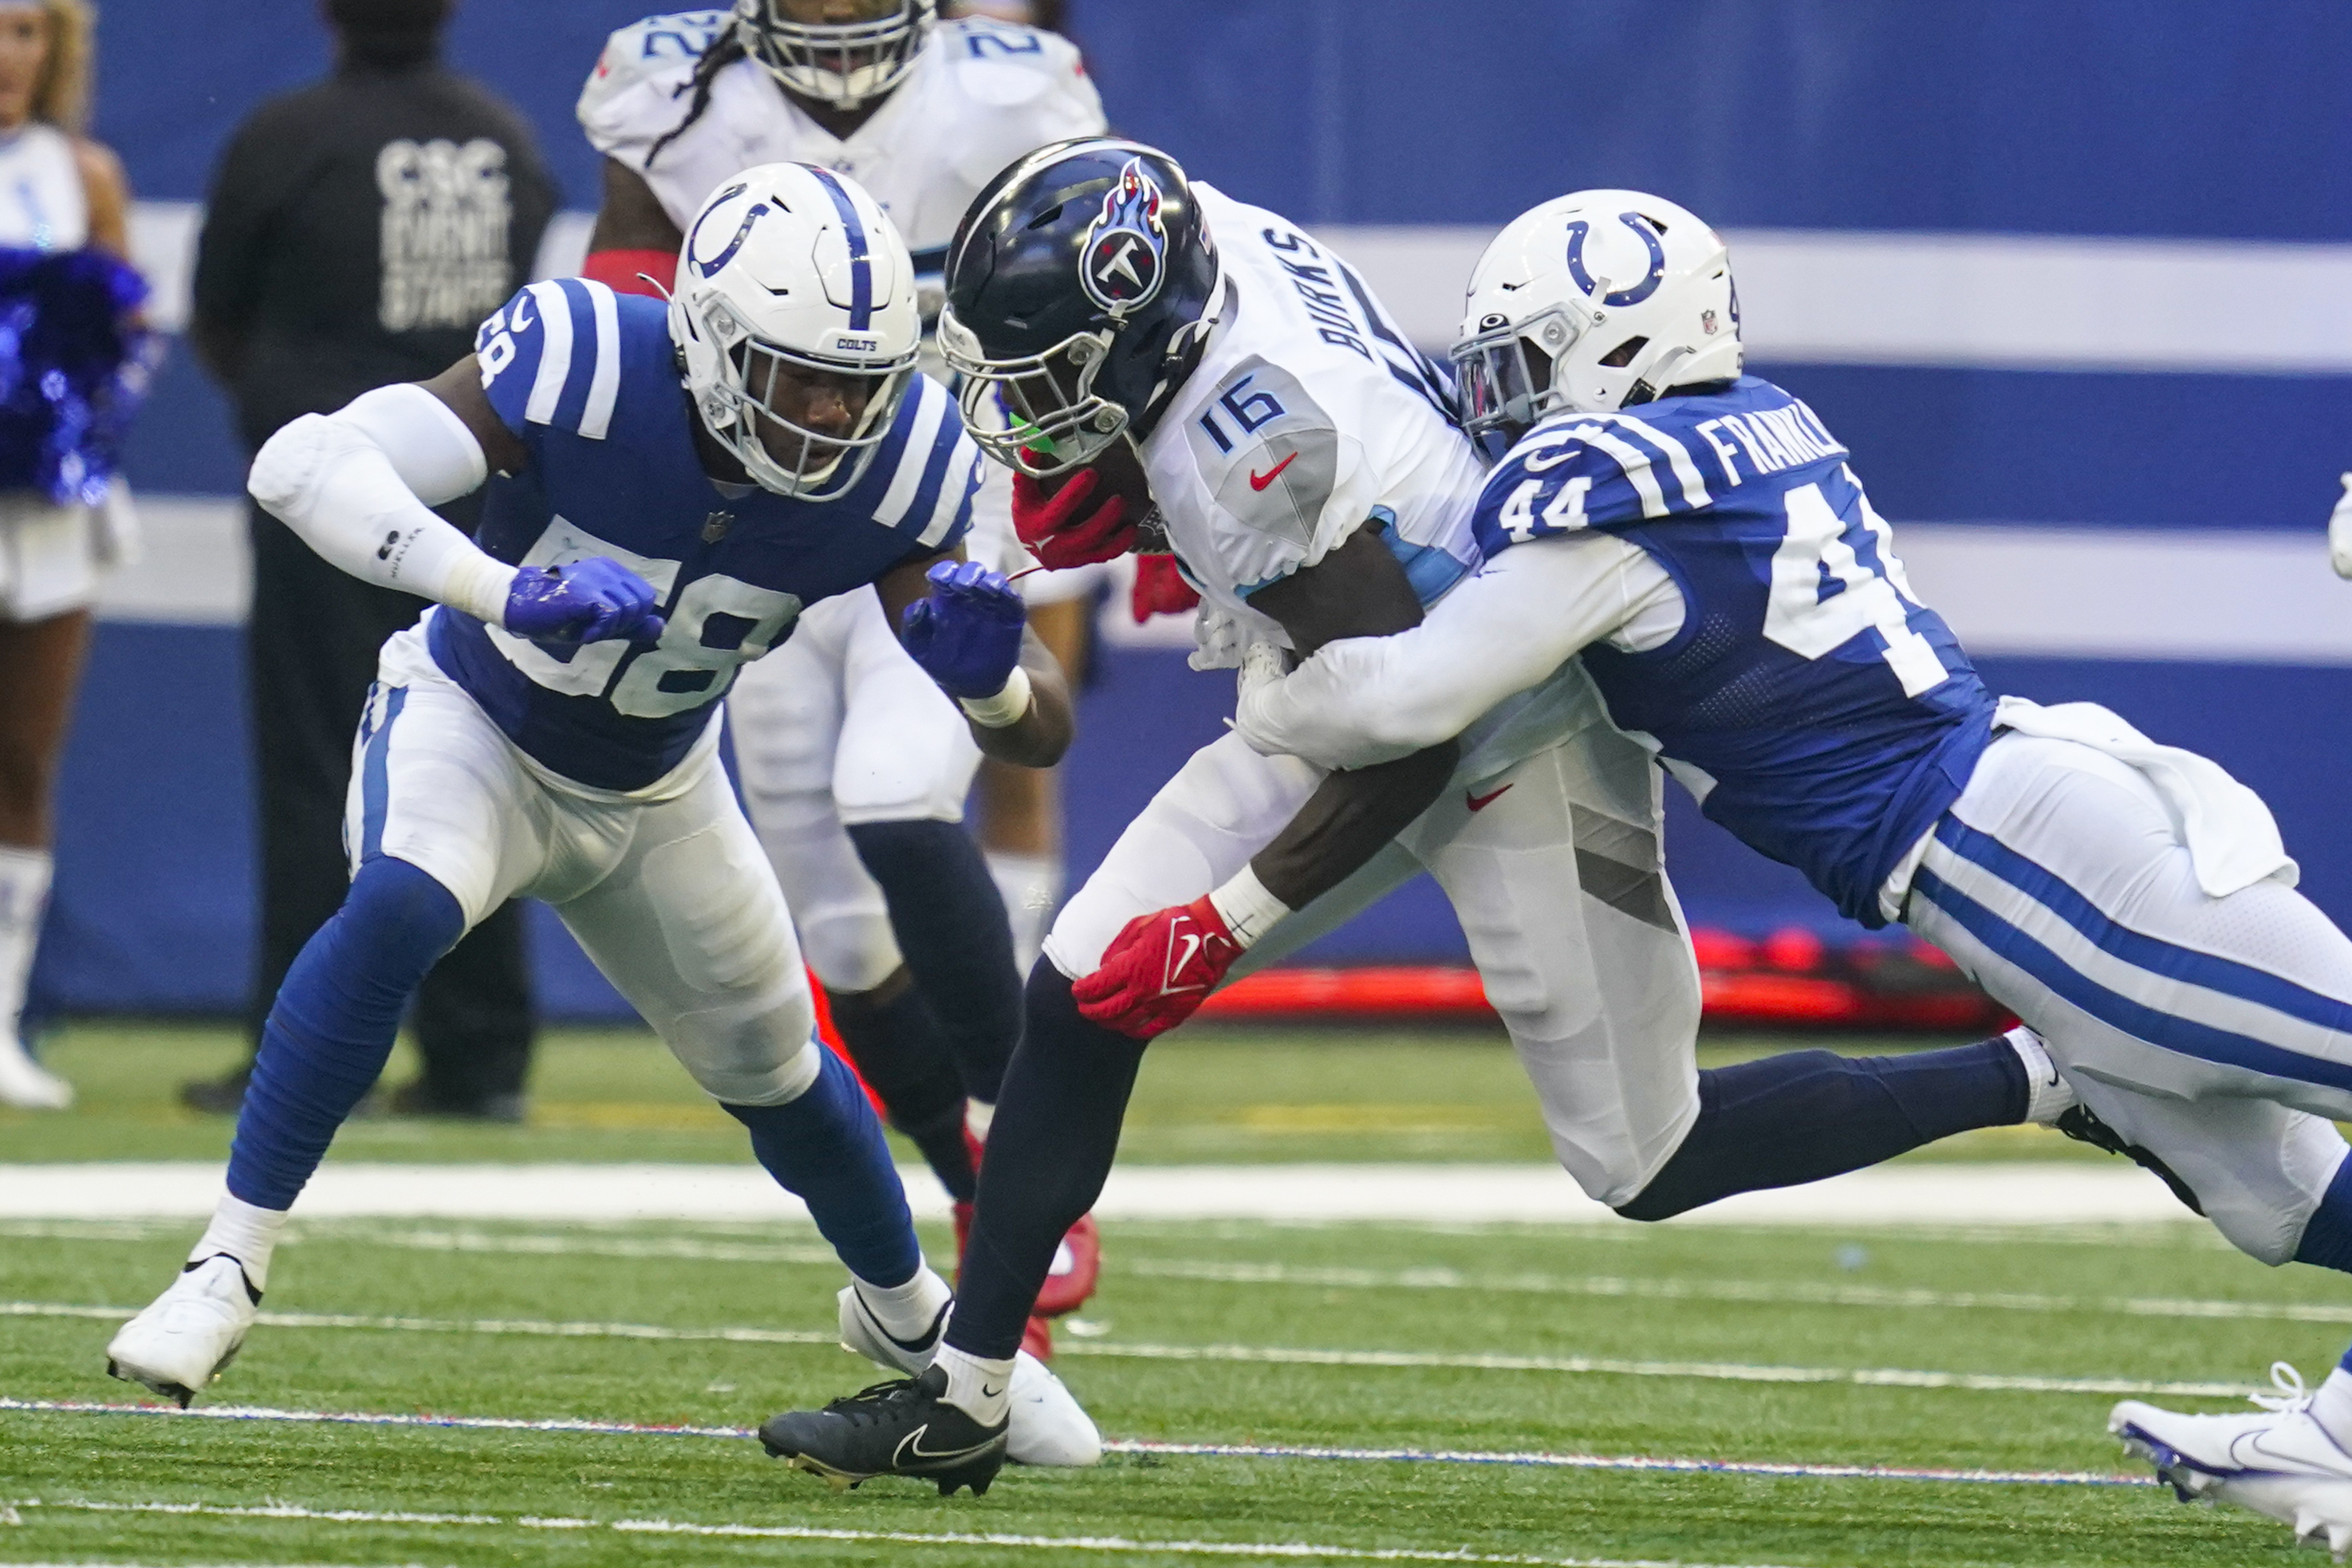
[{"left": 758, "top": 1365, "right": 1008, "bottom": 1497}]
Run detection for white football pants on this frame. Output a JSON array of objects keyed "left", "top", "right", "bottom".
[
  {"left": 1046, "top": 722, "right": 1704, "bottom": 1208},
  {"left": 347, "top": 621, "right": 821, "bottom": 1108},
  {"left": 1906, "top": 731, "right": 2352, "bottom": 1265},
  {"left": 730, "top": 589, "right": 982, "bottom": 995}
]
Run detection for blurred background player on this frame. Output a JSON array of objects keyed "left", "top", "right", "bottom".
[
  {"left": 574, "top": 0, "right": 1101, "bottom": 1349},
  {"left": 178, "top": 0, "right": 557, "bottom": 1122},
  {"left": 0, "top": 0, "right": 143, "bottom": 1109}
]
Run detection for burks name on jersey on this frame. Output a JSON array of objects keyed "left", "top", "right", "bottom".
[
  {"left": 1471, "top": 375, "right": 1999, "bottom": 925},
  {"left": 427, "top": 274, "right": 979, "bottom": 794}
]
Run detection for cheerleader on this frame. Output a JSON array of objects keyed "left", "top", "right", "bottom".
[{"left": 0, "top": 0, "right": 144, "bottom": 1109}]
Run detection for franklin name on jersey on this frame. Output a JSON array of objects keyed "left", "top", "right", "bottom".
[
  {"left": 428, "top": 275, "right": 979, "bottom": 792},
  {"left": 1471, "top": 375, "right": 1998, "bottom": 924}
]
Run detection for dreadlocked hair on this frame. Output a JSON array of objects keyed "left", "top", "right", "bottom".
[{"left": 644, "top": 28, "right": 749, "bottom": 169}]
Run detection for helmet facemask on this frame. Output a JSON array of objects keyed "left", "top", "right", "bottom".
[
  {"left": 685, "top": 294, "right": 916, "bottom": 497},
  {"left": 1452, "top": 305, "right": 1582, "bottom": 440},
  {"left": 940, "top": 308, "right": 1128, "bottom": 478},
  {"left": 736, "top": 0, "right": 933, "bottom": 108}
]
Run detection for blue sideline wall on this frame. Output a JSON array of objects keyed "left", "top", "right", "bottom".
[{"left": 33, "top": 1, "right": 2352, "bottom": 1019}]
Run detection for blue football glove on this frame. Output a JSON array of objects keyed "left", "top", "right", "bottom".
[
  {"left": 900, "top": 559, "right": 1026, "bottom": 699},
  {"left": 504, "top": 557, "right": 666, "bottom": 645}
]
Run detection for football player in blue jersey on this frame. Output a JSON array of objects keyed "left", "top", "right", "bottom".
[
  {"left": 100, "top": 162, "right": 1102, "bottom": 1472},
  {"left": 1233, "top": 190, "right": 2352, "bottom": 1549}
]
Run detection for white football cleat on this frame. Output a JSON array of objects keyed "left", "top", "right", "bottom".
[
  {"left": 0, "top": 1033, "right": 72, "bottom": 1109},
  {"left": 1007, "top": 1345, "right": 1099, "bottom": 1467},
  {"left": 2112, "top": 1363, "right": 2352, "bottom": 1559},
  {"left": 105, "top": 1255, "right": 259, "bottom": 1407},
  {"left": 834, "top": 1282, "right": 1098, "bottom": 1467}
]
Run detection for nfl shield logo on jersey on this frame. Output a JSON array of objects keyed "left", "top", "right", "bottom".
[{"left": 1079, "top": 157, "right": 1168, "bottom": 317}]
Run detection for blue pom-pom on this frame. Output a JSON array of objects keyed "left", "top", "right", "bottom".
[{"left": 0, "top": 247, "right": 158, "bottom": 505}]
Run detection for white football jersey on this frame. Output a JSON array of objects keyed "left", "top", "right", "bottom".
[
  {"left": 1140, "top": 184, "right": 1487, "bottom": 660},
  {"left": 579, "top": 11, "right": 1104, "bottom": 264}
]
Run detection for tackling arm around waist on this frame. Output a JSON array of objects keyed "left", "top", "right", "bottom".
[
  {"left": 245, "top": 379, "right": 514, "bottom": 622},
  {"left": 1235, "top": 530, "right": 1667, "bottom": 770}
]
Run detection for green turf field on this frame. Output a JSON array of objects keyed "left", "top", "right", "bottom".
[{"left": 0, "top": 1024, "right": 2314, "bottom": 1566}]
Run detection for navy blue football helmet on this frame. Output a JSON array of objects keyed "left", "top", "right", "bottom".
[{"left": 939, "top": 138, "right": 1221, "bottom": 477}]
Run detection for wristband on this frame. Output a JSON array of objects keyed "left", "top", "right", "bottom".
[
  {"left": 443, "top": 551, "right": 521, "bottom": 626},
  {"left": 958, "top": 664, "right": 1034, "bottom": 728},
  {"left": 1207, "top": 863, "right": 1291, "bottom": 949}
]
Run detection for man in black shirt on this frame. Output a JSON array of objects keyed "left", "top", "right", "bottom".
[{"left": 183, "top": 0, "right": 557, "bottom": 1120}]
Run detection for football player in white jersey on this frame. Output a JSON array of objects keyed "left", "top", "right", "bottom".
[
  {"left": 575, "top": 2, "right": 1105, "bottom": 1349},
  {"left": 100, "top": 165, "right": 1101, "bottom": 1478},
  {"left": 1229, "top": 190, "right": 2352, "bottom": 1554}
]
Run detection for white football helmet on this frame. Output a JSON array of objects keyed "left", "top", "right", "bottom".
[
  {"left": 669, "top": 163, "right": 920, "bottom": 498},
  {"left": 1452, "top": 189, "right": 1741, "bottom": 436},
  {"left": 736, "top": 0, "right": 935, "bottom": 109}
]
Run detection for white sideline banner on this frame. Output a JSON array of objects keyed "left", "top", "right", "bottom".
[
  {"left": 0, "top": 1160, "right": 2193, "bottom": 1227},
  {"left": 134, "top": 203, "right": 2352, "bottom": 375}
]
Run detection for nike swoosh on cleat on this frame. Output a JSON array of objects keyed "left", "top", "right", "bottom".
[
  {"left": 895, "top": 1424, "right": 999, "bottom": 1468},
  {"left": 1248, "top": 452, "right": 1298, "bottom": 491},
  {"left": 1466, "top": 784, "right": 1513, "bottom": 812}
]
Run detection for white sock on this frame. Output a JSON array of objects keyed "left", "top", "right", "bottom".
[
  {"left": 0, "top": 845, "right": 53, "bottom": 1047},
  {"left": 2315, "top": 1366, "right": 2352, "bottom": 1443},
  {"left": 933, "top": 1341, "right": 1014, "bottom": 1427},
  {"left": 189, "top": 1192, "right": 290, "bottom": 1294},
  {"left": 986, "top": 849, "right": 1062, "bottom": 975},
  {"left": 964, "top": 1099, "right": 995, "bottom": 1144},
  {"left": 853, "top": 1263, "right": 951, "bottom": 1344},
  {"left": 2004, "top": 1026, "right": 2078, "bottom": 1126}
]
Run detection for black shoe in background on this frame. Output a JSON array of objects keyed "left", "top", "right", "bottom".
[
  {"left": 387, "top": 1078, "right": 526, "bottom": 1124},
  {"left": 178, "top": 1065, "right": 251, "bottom": 1117}
]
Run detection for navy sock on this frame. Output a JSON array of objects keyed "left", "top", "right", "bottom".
[
  {"left": 229, "top": 857, "right": 464, "bottom": 1210},
  {"left": 847, "top": 819, "right": 1019, "bottom": 1105},
  {"left": 947, "top": 961, "right": 1146, "bottom": 1361},
  {"left": 2295, "top": 1155, "right": 2352, "bottom": 1274},
  {"left": 723, "top": 1046, "right": 921, "bottom": 1287},
  {"left": 1617, "top": 1038, "right": 2029, "bottom": 1222},
  {"left": 827, "top": 977, "right": 975, "bottom": 1204}
]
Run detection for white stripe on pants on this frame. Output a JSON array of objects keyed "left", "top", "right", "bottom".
[{"left": 1906, "top": 732, "right": 2352, "bottom": 1264}]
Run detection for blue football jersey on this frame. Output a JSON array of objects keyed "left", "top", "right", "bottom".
[
  {"left": 1470, "top": 376, "right": 1996, "bottom": 925},
  {"left": 426, "top": 278, "right": 979, "bottom": 791}
]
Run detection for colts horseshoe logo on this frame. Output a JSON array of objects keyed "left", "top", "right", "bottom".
[
  {"left": 690, "top": 183, "right": 772, "bottom": 280},
  {"left": 1078, "top": 157, "right": 1169, "bottom": 318},
  {"left": 1563, "top": 211, "right": 1668, "bottom": 307}
]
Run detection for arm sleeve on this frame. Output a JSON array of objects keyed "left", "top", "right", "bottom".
[
  {"left": 1233, "top": 530, "right": 1663, "bottom": 768},
  {"left": 246, "top": 385, "right": 512, "bottom": 623}
]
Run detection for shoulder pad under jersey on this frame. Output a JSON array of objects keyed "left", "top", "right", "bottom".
[
  {"left": 1179, "top": 354, "right": 1366, "bottom": 594},
  {"left": 933, "top": 20, "right": 1107, "bottom": 184},
  {"left": 1471, "top": 410, "right": 1724, "bottom": 556},
  {"left": 578, "top": 10, "right": 731, "bottom": 154}
]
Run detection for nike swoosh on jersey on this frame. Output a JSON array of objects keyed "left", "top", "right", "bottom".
[
  {"left": 1248, "top": 451, "right": 1298, "bottom": 491},
  {"left": 895, "top": 1424, "right": 999, "bottom": 1468},
  {"left": 1466, "top": 783, "right": 1515, "bottom": 812}
]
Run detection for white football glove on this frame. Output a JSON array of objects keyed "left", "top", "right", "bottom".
[
  {"left": 1188, "top": 605, "right": 1249, "bottom": 672},
  {"left": 1231, "top": 640, "right": 1296, "bottom": 756},
  {"left": 2330, "top": 473, "right": 2352, "bottom": 580}
]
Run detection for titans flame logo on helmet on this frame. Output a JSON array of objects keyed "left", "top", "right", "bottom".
[{"left": 1078, "top": 157, "right": 1168, "bottom": 318}]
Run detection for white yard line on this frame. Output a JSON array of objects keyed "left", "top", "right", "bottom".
[
  {"left": 1, "top": 1497, "right": 1804, "bottom": 1568},
  {"left": 0, "top": 1162, "right": 2197, "bottom": 1226},
  {"left": 0, "top": 1302, "right": 2256, "bottom": 1400},
  {"left": 0, "top": 1398, "right": 2155, "bottom": 1489}
]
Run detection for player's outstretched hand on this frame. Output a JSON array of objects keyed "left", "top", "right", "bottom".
[
  {"left": 1013, "top": 467, "right": 1134, "bottom": 569},
  {"left": 901, "top": 559, "right": 1026, "bottom": 699},
  {"left": 1072, "top": 896, "right": 1242, "bottom": 1040},
  {"left": 1129, "top": 552, "right": 1200, "bottom": 622},
  {"left": 505, "top": 558, "right": 666, "bottom": 644}
]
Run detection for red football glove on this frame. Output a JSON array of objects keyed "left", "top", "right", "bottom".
[
  {"left": 1071, "top": 894, "right": 1242, "bottom": 1039},
  {"left": 1129, "top": 552, "right": 1200, "bottom": 622},
  {"left": 1012, "top": 467, "right": 1137, "bottom": 569}
]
